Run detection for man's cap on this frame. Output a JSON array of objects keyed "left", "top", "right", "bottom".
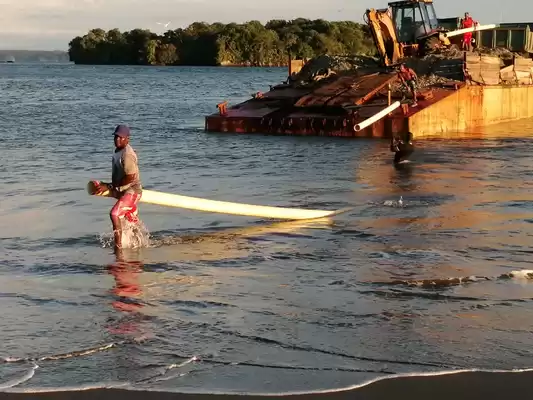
[{"left": 114, "top": 124, "right": 130, "bottom": 137}]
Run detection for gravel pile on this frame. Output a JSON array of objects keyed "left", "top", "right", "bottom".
[
  {"left": 421, "top": 46, "right": 464, "bottom": 61},
  {"left": 290, "top": 46, "right": 522, "bottom": 88},
  {"left": 473, "top": 46, "right": 524, "bottom": 59},
  {"left": 419, "top": 45, "right": 523, "bottom": 61},
  {"left": 325, "top": 54, "right": 382, "bottom": 71},
  {"left": 289, "top": 54, "right": 382, "bottom": 85},
  {"left": 391, "top": 74, "right": 452, "bottom": 96}
]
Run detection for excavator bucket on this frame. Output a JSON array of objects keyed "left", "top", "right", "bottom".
[{"left": 365, "top": 8, "right": 404, "bottom": 66}]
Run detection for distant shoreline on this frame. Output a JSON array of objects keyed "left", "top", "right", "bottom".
[
  {"left": 66, "top": 62, "right": 289, "bottom": 68},
  {"left": 0, "top": 50, "right": 69, "bottom": 63}
]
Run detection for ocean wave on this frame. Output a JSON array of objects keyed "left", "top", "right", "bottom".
[
  {"left": 3, "top": 367, "right": 533, "bottom": 396},
  {"left": 369, "top": 270, "right": 533, "bottom": 289}
]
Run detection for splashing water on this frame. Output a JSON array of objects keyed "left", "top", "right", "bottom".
[
  {"left": 122, "top": 219, "right": 151, "bottom": 248},
  {"left": 98, "top": 219, "right": 151, "bottom": 249},
  {"left": 384, "top": 196, "right": 405, "bottom": 207}
]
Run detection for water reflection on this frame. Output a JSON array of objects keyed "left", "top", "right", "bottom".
[
  {"left": 141, "top": 217, "right": 335, "bottom": 264},
  {"left": 104, "top": 218, "right": 337, "bottom": 333},
  {"left": 355, "top": 138, "right": 533, "bottom": 234},
  {"left": 106, "top": 249, "right": 146, "bottom": 336}
]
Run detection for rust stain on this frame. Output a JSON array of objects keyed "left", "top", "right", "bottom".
[
  {"left": 205, "top": 75, "right": 533, "bottom": 138},
  {"left": 294, "top": 73, "right": 397, "bottom": 107}
]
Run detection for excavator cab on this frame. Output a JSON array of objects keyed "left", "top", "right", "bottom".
[
  {"left": 391, "top": 0, "right": 439, "bottom": 43},
  {"left": 390, "top": 0, "right": 449, "bottom": 51},
  {"left": 365, "top": 0, "right": 451, "bottom": 66}
]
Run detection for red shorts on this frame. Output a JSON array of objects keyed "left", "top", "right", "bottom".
[{"left": 110, "top": 192, "right": 142, "bottom": 223}]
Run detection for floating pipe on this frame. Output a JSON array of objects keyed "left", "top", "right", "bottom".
[
  {"left": 87, "top": 181, "right": 352, "bottom": 221},
  {"left": 445, "top": 24, "right": 498, "bottom": 38},
  {"left": 353, "top": 101, "right": 401, "bottom": 132}
]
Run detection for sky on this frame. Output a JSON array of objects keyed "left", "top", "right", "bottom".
[{"left": 0, "top": 0, "right": 530, "bottom": 51}]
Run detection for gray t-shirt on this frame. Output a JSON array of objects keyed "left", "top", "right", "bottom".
[{"left": 112, "top": 144, "right": 142, "bottom": 194}]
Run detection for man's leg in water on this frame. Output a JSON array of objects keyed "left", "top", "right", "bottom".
[
  {"left": 394, "top": 149, "right": 414, "bottom": 164},
  {"left": 394, "top": 151, "right": 403, "bottom": 164},
  {"left": 110, "top": 192, "right": 142, "bottom": 248},
  {"left": 409, "top": 80, "right": 418, "bottom": 106}
]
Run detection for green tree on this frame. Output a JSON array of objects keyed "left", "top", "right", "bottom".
[
  {"left": 156, "top": 43, "right": 178, "bottom": 65},
  {"left": 68, "top": 19, "right": 376, "bottom": 66}
]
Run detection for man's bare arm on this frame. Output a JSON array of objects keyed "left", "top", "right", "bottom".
[{"left": 116, "top": 154, "right": 139, "bottom": 192}]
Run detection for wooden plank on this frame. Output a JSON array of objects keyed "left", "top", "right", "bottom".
[
  {"left": 481, "top": 66, "right": 502, "bottom": 72},
  {"left": 294, "top": 73, "right": 396, "bottom": 107},
  {"left": 480, "top": 57, "right": 500, "bottom": 64},
  {"left": 466, "top": 55, "right": 480, "bottom": 62},
  {"left": 514, "top": 58, "right": 533, "bottom": 67},
  {"left": 468, "top": 72, "right": 483, "bottom": 82},
  {"left": 515, "top": 71, "right": 531, "bottom": 78},
  {"left": 514, "top": 65, "right": 533, "bottom": 72},
  {"left": 333, "top": 74, "right": 398, "bottom": 106},
  {"left": 500, "top": 70, "right": 516, "bottom": 81},
  {"left": 479, "top": 60, "right": 500, "bottom": 65},
  {"left": 483, "top": 78, "right": 500, "bottom": 85}
]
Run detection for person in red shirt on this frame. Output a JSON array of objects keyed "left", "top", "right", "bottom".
[
  {"left": 397, "top": 64, "right": 419, "bottom": 107},
  {"left": 460, "top": 12, "right": 478, "bottom": 52}
]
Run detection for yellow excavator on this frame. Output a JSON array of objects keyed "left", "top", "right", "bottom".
[{"left": 364, "top": 0, "right": 495, "bottom": 66}]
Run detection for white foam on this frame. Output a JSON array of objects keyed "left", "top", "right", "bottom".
[
  {"left": 4, "top": 367, "right": 533, "bottom": 396},
  {"left": 383, "top": 196, "right": 405, "bottom": 208},
  {"left": 509, "top": 270, "right": 533, "bottom": 280},
  {"left": 121, "top": 219, "right": 151, "bottom": 249},
  {"left": 3, "top": 381, "right": 130, "bottom": 393},
  {"left": 98, "top": 219, "right": 151, "bottom": 249},
  {"left": 0, "top": 364, "right": 38, "bottom": 390},
  {"left": 166, "top": 356, "right": 199, "bottom": 371}
]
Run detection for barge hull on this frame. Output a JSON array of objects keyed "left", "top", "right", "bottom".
[
  {"left": 410, "top": 85, "right": 533, "bottom": 138},
  {"left": 205, "top": 54, "right": 533, "bottom": 139},
  {"left": 205, "top": 114, "right": 409, "bottom": 138}
]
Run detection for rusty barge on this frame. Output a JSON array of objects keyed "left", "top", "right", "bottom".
[{"left": 204, "top": 0, "right": 533, "bottom": 139}]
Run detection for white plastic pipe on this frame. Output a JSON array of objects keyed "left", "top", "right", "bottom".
[
  {"left": 353, "top": 101, "right": 401, "bottom": 132},
  {"left": 445, "top": 24, "right": 497, "bottom": 38},
  {"left": 87, "top": 181, "right": 352, "bottom": 221}
]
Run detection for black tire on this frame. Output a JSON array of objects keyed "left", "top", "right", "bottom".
[
  {"left": 449, "top": 43, "right": 461, "bottom": 52},
  {"left": 423, "top": 36, "right": 441, "bottom": 54}
]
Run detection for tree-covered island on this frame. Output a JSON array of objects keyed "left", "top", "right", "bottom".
[{"left": 68, "top": 19, "right": 376, "bottom": 66}]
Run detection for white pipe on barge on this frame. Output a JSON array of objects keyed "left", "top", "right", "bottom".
[
  {"left": 353, "top": 101, "right": 401, "bottom": 132},
  {"left": 445, "top": 24, "right": 498, "bottom": 38}
]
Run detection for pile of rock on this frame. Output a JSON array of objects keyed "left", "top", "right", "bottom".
[
  {"left": 290, "top": 45, "right": 524, "bottom": 88},
  {"left": 390, "top": 74, "right": 452, "bottom": 97},
  {"left": 289, "top": 54, "right": 382, "bottom": 85},
  {"left": 474, "top": 46, "right": 524, "bottom": 60}
]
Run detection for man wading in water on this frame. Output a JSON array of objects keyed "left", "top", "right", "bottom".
[
  {"left": 94, "top": 125, "right": 143, "bottom": 250},
  {"left": 391, "top": 131, "right": 414, "bottom": 164}
]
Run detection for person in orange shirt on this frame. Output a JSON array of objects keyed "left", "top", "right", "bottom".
[{"left": 460, "top": 12, "right": 478, "bottom": 52}]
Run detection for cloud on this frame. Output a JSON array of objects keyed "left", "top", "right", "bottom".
[
  {"left": 0, "top": 0, "right": 367, "bottom": 49},
  {"left": 0, "top": 0, "right": 531, "bottom": 50}
]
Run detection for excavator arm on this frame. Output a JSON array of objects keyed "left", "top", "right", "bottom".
[{"left": 364, "top": 8, "right": 404, "bottom": 66}]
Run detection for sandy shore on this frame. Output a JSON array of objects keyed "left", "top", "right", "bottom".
[{"left": 1, "top": 370, "right": 532, "bottom": 400}]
